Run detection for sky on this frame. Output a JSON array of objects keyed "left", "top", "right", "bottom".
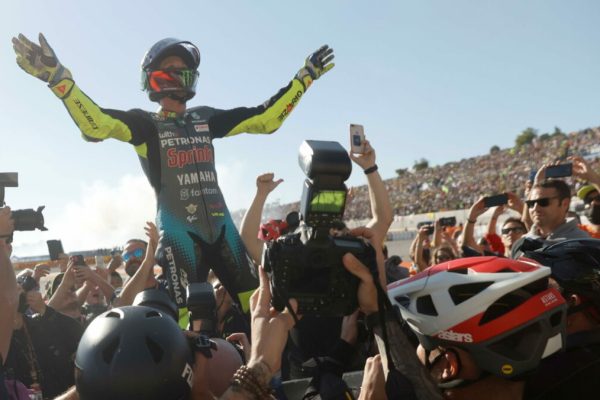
[{"left": 2, "top": 1, "right": 600, "bottom": 258}]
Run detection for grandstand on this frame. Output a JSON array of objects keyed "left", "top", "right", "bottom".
[{"left": 231, "top": 126, "right": 599, "bottom": 230}]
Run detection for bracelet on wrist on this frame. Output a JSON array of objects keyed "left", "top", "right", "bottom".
[
  {"left": 231, "top": 364, "right": 273, "bottom": 400},
  {"left": 364, "top": 164, "right": 378, "bottom": 175},
  {"left": 467, "top": 219, "right": 477, "bottom": 224}
]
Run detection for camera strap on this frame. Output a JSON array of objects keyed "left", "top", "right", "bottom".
[{"left": 374, "top": 280, "right": 398, "bottom": 373}]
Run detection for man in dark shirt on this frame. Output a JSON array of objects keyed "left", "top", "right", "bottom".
[{"left": 5, "top": 284, "right": 82, "bottom": 399}]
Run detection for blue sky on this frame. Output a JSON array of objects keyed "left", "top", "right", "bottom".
[{"left": 2, "top": 1, "right": 600, "bottom": 257}]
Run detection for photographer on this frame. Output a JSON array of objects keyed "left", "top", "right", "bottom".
[
  {"left": 1, "top": 207, "right": 17, "bottom": 367},
  {"left": 51, "top": 265, "right": 297, "bottom": 400},
  {"left": 5, "top": 266, "right": 83, "bottom": 399}
]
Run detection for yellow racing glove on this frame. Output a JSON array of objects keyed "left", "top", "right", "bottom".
[
  {"left": 295, "top": 44, "right": 335, "bottom": 89},
  {"left": 12, "top": 33, "right": 72, "bottom": 95}
]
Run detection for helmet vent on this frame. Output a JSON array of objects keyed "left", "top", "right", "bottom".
[
  {"left": 448, "top": 268, "right": 468, "bottom": 274},
  {"left": 105, "top": 311, "right": 122, "bottom": 319},
  {"left": 102, "top": 338, "right": 120, "bottom": 364},
  {"left": 146, "top": 310, "right": 161, "bottom": 318},
  {"left": 480, "top": 289, "right": 530, "bottom": 325},
  {"left": 416, "top": 295, "right": 438, "bottom": 316},
  {"left": 497, "top": 268, "right": 516, "bottom": 273},
  {"left": 394, "top": 295, "right": 411, "bottom": 308},
  {"left": 449, "top": 282, "right": 493, "bottom": 305},
  {"left": 146, "top": 337, "right": 164, "bottom": 363}
]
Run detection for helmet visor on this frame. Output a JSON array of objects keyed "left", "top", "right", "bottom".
[{"left": 146, "top": 68, "right": 198, "bottom": 93}]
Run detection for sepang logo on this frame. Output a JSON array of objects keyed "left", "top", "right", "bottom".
[
  {"left": 167, "top": 146, "right": 214, "bottom": 168},
  {"left": 73, "top": 98, "right": 98, "bottom": 129},
  {"left": 277, "top": 90, "right": 303, "bottom": 121},
  {"left": 437, "top": 330, "right": 473, "bottom": 343},
  {"left": 165, "top": 246, "right": 184, "bottom": 305}
]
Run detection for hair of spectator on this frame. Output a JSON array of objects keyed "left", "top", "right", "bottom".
[
  {"left": 502, "top": 217, "right": 527, "bottom": 231},
  {"left": 533, "top": 179, "right": 571, "bottom": 200},
  {"left": 125, "top": 238, "right": 148, "bottom": 248}
]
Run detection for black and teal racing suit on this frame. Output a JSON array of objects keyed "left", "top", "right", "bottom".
[{"left": 48, "top": 75, "right": 308, "bottom": 310}]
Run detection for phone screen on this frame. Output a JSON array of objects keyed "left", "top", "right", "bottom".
[
  {"left": 349, "top": 124, "right": 365, "bottom": 154},
  {"left": 545, "top": 163, "right": 573, "bottom": 178},
  {"left": 484, "top": 194, "right": 508, "bottom": 208},
  {"left": 47, "top": 240, "right": 64, "bottom": 261}
]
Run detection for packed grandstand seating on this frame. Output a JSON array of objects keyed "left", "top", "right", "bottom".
[{"left": 231, "top": 126, "right": 600, "bottom": 226}]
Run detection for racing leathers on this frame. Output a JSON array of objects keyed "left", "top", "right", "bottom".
[{"left": 48, "top": 76, "right": 308, "bottom": 310}]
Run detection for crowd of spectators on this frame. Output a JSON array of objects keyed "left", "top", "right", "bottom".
[
  {"left": 4, "top": 129, "right": 600, "bottom": 399},
  {"left": 230, "top": 127, "right": 600, "bottom": 226}
]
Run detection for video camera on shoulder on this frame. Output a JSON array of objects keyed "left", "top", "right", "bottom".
[
  {"left": 263, "top": 140, "right": 377, "bottom": 317},
  {"left": 0, "top": 172, "right": 47, "bottom": 233}
]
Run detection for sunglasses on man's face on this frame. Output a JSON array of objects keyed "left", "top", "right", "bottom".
[
  {"left": 525, "top": 196, "right": 560, "bottom": 208},
  {"left": 122, "top": 248, "right": 144, "bottom": 262},
  {"left": 501, "top": 226, "right": 525, "bottom": 235}
]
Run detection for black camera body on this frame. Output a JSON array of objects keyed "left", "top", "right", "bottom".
[
  {"left": 263, "top": 140, "right": 377, "bottom": 317},
  {"left": 0, "top": 172, "right": 47, "bottom": 232},
  {"left": 186, "top": 282, "right": 218, "bottom": 336}
]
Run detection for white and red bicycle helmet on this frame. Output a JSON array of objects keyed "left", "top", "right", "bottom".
[{"left": 387, "top": 256, "right": 567, "bottom": 378}]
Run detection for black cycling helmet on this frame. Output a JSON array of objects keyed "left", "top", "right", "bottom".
[
  {"left": 141, "top": 38, "right": 201, "bottom": 102},
  {"left": 75, "top": 305, "right": 194, "bottom": 400},
  {"left": 523, "top": 238, "right": 600, "bottom": 310}
]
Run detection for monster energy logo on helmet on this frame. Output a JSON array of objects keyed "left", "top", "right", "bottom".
[{"left": 141, "top": 38, "right": 201, "bottom": 102}]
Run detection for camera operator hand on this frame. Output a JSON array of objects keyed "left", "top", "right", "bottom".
[
  {"left": 571, "top": 155, "right": 600, "bottom": 185},
  {"left": 106, "top": 253, "right": 123, "bottom": 273},
  {"left": 358, "top": 355, "right": 387, "bottom": 400},
  {"left": 343, "top": 253, "right": 378, "bottom": 316},
  {"left": 0, "top": 206, "right": 14, "bottom": 243},
  {"left": 226, "top": 332, "right": 251, "bottom": 362},
  {"left": 468, "top": 196, "right": 488, "bottom": 222},
  {"left": 248, "top": 266, "right": 298, "bottom": 386},
  {"left": 74, "top": 263, "right": 94, "bottom": 283},
  {"left": 533, "top": 162, "right": 560, "bottom": 185},
  {"left": 33, "top": 263, "right": 50, "bottom": 283},
  {"left": 506, "top": 192, "right": 524, "bottom": 215},
  {"left": 256, "top": 173, "right": 283, "bottom": 197},
  {"left": 349, "top": 139, "right": 376, "bottom": 169},
  {"left": 26, "top": 290, "right": 47, "bottom": 315}
]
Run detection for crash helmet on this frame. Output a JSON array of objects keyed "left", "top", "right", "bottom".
[
  {"left": 523, "top": 238, "right": 600, "bottom": 312},
  {"left": 74, "top": 305, "right": 194, "bottom": 400},
  {"left": 141, "top": 38, "right": 201, "bottom": 102},
  {"left": 387, "top": 256, "right": 567, "bottom": 378}
]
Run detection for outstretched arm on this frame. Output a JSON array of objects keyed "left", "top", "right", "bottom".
[
  {"left": 239, "top": 173, "right": 283, "bottom": 265},
  {"left": 12, "top": 33, "right": 155, "bottom": 149},
  {"left": 349, "top": 140, "right": 393, "bottom": 244},
  {"left": 114, "top": 222, "right": 159, "bottom": 307},
  {"left": 209, "top": 45, "right": 335, "bottom": 138}
]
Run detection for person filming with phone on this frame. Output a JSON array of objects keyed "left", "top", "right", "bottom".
[
  {"left": 511, "top": 163, "right": 589, "bottom": 258},
  {"left": 571, "top": 155, "right": 600, "bottom": 238}
]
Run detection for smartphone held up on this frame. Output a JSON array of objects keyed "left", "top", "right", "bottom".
[{"left": 349, "top": 124, "right": 365, "bottom": 154}]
